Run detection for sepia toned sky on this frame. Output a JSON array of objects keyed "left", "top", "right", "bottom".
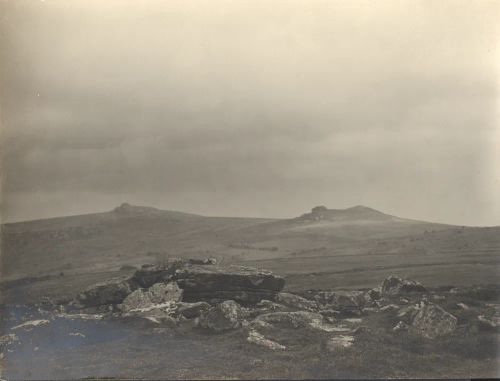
[{"left": 1, "top": 0, "right": 499, "bottom": 225}]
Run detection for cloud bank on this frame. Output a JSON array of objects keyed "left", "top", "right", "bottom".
[{"left": 1, "top": 0, "right": 499, "bottom": 225}]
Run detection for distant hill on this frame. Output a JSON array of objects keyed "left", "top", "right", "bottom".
[
  {"left": 0, "top": 203, "right": 275, "bottom": 280},
  {"left": 297, "top": 205, "right": 395, "bottom": 222},
  {"left": 1, "top": 203, "right": 499, "bottom": 290}
]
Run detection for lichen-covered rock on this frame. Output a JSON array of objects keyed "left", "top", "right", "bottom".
[
  {"left": 197, "top": 300, "right": 242, "bottom": 332},
  {"left": 398, "top": 302, "right": 425, "bottom": 323},
  {"left": 276, "top": 293, "right": 318, "bottom": 311},
  {"left": 76, "top": 278, "right": 133, "bottom": 308},
  {"left": 149, "top": 282, "right": 183, "bottom": 303},
  {"left": 176, "top": 302, "right": 210, "bottom": 319},
  {"left": 410, "top": 303, "right": 457, "bottom": 339},
  {"left": 314, "top": 291, "right": 365, "bottom": 316},
  {"left": 120, "top": 282, "right": 182, "bottom": 312},
  {"left": 381, "top": 276, "right": 426, "bottom": 295}
]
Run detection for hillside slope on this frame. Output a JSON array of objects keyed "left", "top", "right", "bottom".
[
  {"left": 0, "top": 203, "right": 275, "bottom": 280},
  {"left": 1, "top": 204, "right": 498, "bottom": 290}
]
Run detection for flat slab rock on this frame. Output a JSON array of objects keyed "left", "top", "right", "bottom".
[
  {"left": 175, "top": 265, "right": 285, "bottom": 304},
  {"left": 131, "top": 263, "right": 179, "bottom": 288}
]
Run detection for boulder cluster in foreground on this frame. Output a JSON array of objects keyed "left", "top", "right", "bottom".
[
  {"left": 2, "top": 260, "right": 499, "bottom": 356},
  {"left": 70, "top": 262, "right": 460, "bottom": 343}
]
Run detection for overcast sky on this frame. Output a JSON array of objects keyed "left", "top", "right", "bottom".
[{"left": 1, "top": 0, "right": 499, "bottom": 225}]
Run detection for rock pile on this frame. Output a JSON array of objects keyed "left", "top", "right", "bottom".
[
  {"left": 61, "top": 268, "right": 461, "bottom": 351},
  {"left": 69, "top": 260, "right": 284, "bottom": 318}
]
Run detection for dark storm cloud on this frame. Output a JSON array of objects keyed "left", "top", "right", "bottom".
[{"left": 1, "top": 0, "right": 499, "bottom": 224}]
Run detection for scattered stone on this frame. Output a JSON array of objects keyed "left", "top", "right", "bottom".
[
  {"left": 351, "top": 326, "right": 368, "bottom": 334},
  {"left": 381, "top": 276, "right": 426, "bottom": 295},
  {"left": 0, "top": 334, "right": 20, "bottom": 350},
  {"left": 393, "top": 321, "right": 410, "bottom": 332},
  {"left": 380, "top": 304, "right": 399, "bottom": 313},
  {"left": 276, "top": 292, "right": 318, "bottom": 311},
  {"left": 76, "top": 278, "right": 133, "bottom": 308},
  {"left": 244, "top": 300, "right": 289, "bottom": 319},
  {"left": 477, "top": 315, "right": 500, "bottom": 330},
  {"left": 247, "top": 329, "right": 286, "bottom": 350},
  {"left": 123, "top": 302, "right": 178, "bottom": 326},
  {"left": 319, "top": 309, "right": 341, "bottom": 319},
  {"left": 55, "top": 312, "right": 104, "bottom": 321},
  {"left": 11, "top": 319, "right": 50, "bottom": 330},
  {"left": 188, "top": 258, "right": 217, "bottom": 265},
  {"left": 325, "top": 325, "right": 352, "bottom": 332},
  {"left": 327, "top": 335, "right": 354, "bottom": 351},
  {"left": 256, "top": 299, "right": 288, "bottom": 312},
  {"left": 125, "top": 301, "right": 177, "bottom": 314},
  {"left": 255, "top": 311, "right": 336, "bottom": 332},
  {"left": 410, "top": 303, "right": 457, "bottom": 339},
  {"left": 432, "top": 294, "right": 445, "bottom": 301},
  {"left": 198, "top": 300, "right": 242, "bottom": 332},
  {"left": 39, "top": 296, "right": 57, "bottom": 310},
  {"left": 247, "top": 319, "right": 274, "bottom": 330},
  {"left": 344, "top": 318, "right": 363, "bottom": 324},
  {"left": 145, "top": 314, "right": 178, "bottom": 326}
]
